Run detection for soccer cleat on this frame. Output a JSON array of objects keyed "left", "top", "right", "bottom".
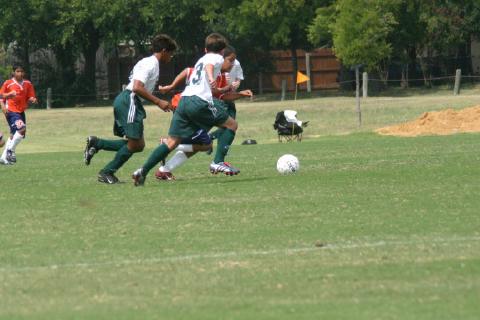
[
  {"left": 6, "top": 150, "right": 16, "bottom": 163},
  {"left": 84, "top": 136, "right": 98, "bottom": 165},
  {"left": 155, "top": 170, "right": 176, "bottom": 181},
  {"left": 97, "top": 171, "right": 120, "bottom": 184},
  {"left": 209, "top": 162, "right": 240, "bottom": 176},
  {"left": 132, "top": 168, "right": 146, "bottom": 186},
  {"left": 0, "top": 157, "right": 12, "bottom": 165}
]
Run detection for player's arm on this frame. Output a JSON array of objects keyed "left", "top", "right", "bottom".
[
  {"left": 27, "top": 83, "right": 37, "bottom": 104},
  {"left": 158, "top": 68, "right": 189, "bottom": 94},
  {"left": 206, "top": 63, "right": 223, "bottom": 96},
  {"left": 221, "top": 89, "right": 253, "bottom": 101},
  {"left": 0, "top": 99, "right": 6, "bottom": 115},
  {"left": 132, "top": 80, "right": 171, "bottom": 112}
]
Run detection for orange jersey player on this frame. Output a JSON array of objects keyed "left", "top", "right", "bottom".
[{"left": 0, "top": 65, "right": 37, "bottom": 165}]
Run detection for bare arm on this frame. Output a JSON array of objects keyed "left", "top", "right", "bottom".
[
  {"left": 158, "top": 68, "right": 189, "bottom": 94},
  {"left": 221, "top": 89, "right": 253, "bottom": 101},
  {"left": 132, "top": 80, "right": 171, "bottom": 112}
]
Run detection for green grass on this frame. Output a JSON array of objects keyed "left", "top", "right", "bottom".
[{"left": 1, "top": 92, "right": 480, "bottom": 319}]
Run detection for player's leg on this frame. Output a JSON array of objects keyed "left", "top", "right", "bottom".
[
  {"left": 210, "top": 116, "right": 240, "bottom": 175},
  {"left": 0, "top": 132, "right": 4, "bottom": 148},
  {"left": 132, "top": 136, "right": 180, "bottom": 186},
  {"left": 84, "top": 91, "right": 135, "bottom": 166},
  {"left": 133, "top": 96, "right": 199, "bottom": 186},
  {"left": 98, "top": 91, "right": 146, "bottom": 184},
  {"left": 209, "top": 101, "right": 236, "bottom": 140},
  {"left": 1, "top": 112, "right": 26, "bottom": 164},
  {"left": 156, "top": 129, "right": 212, "bottom": 180}
]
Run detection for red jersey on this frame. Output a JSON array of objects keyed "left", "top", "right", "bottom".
[
  {"left": 171, "top": 68, "right": 194, "bottom": 110},
  {"left": 170, "top": 68, "right": 228, "bottom": 109},
  {"left": 213, "top": 73, "right": 229, "bottom": 99},
  {"left": 0, "top": 78, "right": 36, "bottom": 113}
]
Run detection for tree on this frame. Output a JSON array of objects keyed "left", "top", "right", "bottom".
[
  {"left": 331, "top": 0, "right": 398, "bottom": 83},
  {"left": 203, "top": 0, "right": 322, "bottom": 82}
]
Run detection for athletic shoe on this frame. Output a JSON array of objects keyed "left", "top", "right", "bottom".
[
  {"left": 97, "top": 171, "right": 120, "bottom": 184},
  {"left": 132, "top": 168, "right": 146, "bottom": 186},
  {"left": 6, "top": 150, "right": 16, "bottom": 163},
  {"left": 155, "top": 170, "right": 176, "bottom": 181},
  {"left": 209, "top": 162, "right": 240, "bottom": 176},
  {"left": 84, "top": 136, "right": 98, "bottom": 165},
  {"left": 0, "top": 157, "right": 12, "bottom": 165}
]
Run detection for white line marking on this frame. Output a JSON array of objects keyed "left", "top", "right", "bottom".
[{"left": 1, "top": 236, "right": 479, "bottom": 273}]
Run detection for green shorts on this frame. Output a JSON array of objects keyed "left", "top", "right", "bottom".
[
  {"left": 113, "top": 90, "right": 146, "bottom": 139},
  {"left": 223, "top": 101, "right": 236, "bottom": 119},
  {"left": 168, "top": 96, "right": 229, "bottom": 138}
]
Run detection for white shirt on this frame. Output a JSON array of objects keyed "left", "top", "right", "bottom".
[
  {"left": 284, "top": 110, "right": 303, "bottom": 127},
  {"left": 125, "top": 55, "right": 160, "bottom": 95},
  {"left": 181, "top": 53, "right": 224, "bottom": 103},
  {"left": 227, "top": 59, "right": 244, "bottom": 84}
]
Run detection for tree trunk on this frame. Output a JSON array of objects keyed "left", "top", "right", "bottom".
[
  {"left": 290, "top": 46, "right": 298, "bottom": 88},
  {"left": 54, "top": 43, "right": 76, "bottom": 90},
  {"left": 82, "top": 21, "right": 100, "bottom": 97}
]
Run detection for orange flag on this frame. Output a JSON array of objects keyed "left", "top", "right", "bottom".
[{"left": 296, "top": 71, "right": 310, "bottom": 84}]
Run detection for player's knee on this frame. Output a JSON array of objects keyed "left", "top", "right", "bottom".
[
  {"left": 228, "top": 120, "right": 238, "bottom": 132},
  {"left": 128, "top": 139, "right": 145, "bottom": 153},
  {"left": 166, "top": 138, "right": 180, "bottom": 151}
]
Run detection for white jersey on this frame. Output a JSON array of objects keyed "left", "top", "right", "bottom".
[
  {"left": 181, "top": 53, "right": 224, "bottom": 104},
  {"left": 226, "top": 59, "right": 244, "bottom": 84},
  {"left": 125, "top": 55, "right": 160, "bottom": 97}
]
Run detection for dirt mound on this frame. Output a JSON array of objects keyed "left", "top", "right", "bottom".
[{"left": 376, "top": 106, "right": 480, "bottom": 137}]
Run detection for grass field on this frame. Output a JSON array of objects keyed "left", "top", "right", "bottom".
[{"left": 1, "top": 91, "right": 480, "bottom": 319}]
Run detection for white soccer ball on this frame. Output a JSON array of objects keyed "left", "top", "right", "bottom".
[{"left": 277, "top": 154, "right": 300, "bottom": 174}]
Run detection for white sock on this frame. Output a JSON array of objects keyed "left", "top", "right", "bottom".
[
  {"left": 176, "top": 144, "right": 193, "bottom": 152},
  {"left": 163, "top": 151, "right": 188, "bottom": 172},
  {"left": 1, "top": 138, "right": 13, "bottom": 159},
  {"left": 10, "top": 132, "right": 24, "bottom": 152}
]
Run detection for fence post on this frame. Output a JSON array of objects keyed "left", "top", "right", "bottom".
[
  {"left": 362, "top": 72, "right": 368, "bottom": 98},
  {"left": 454, "top": 69, "right": 461, "bottom": 96},
  {"left": 46, "top": 88, "right": 52, "bottom": 110},
  {"left": 355, "top": 66, "right": 362, "bottom": 127},
  {"left": 281, "top": 79, "right": 287, "bottom": 101},
  {"left": 305, "top": 53, "right": 312, "bottom": 93}
]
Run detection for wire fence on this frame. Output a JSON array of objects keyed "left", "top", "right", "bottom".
[{"left": 31, "top": 71, "right": 480, "bottom": 109}]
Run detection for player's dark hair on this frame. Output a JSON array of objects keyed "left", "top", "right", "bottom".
[
  {"left": 12, "top": 65, "right": 24, "bottom": 71},
  {"left": 205, "top": 33, "right": 227, "bottom": 53},
  {"left": 151, "top": 34, "right": 178, "bottom": 53},
  {"left": 223, "top": 45, "right": 236, "bottom": 58}
]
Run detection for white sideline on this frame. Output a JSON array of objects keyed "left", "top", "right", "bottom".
[{"left": 1, "top": 235, "right": 479, "bottom": 274}]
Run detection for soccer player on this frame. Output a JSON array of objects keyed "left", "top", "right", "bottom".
[
  {"left": 132, "top": 33, "right": 240, "bottom": 186},
  {"left": 0, "top": 65, "right": 37, "bottom": 165},
  {"left": 209, "top": 45, "right": 245, "bottom": 140},
  {"left": 155, "top": 45, "right": 253, "bottom": 181},
  {"left": 84, "top": 34, "right": 177, "bottom": 184}
]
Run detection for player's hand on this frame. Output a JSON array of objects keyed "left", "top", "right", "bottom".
[
  {"left": 239, "top": 90, "right": 253, "bottom": 97},
  {"left": 231, "top": 80, "right": 240, "bottom": 91},
  {"left": 29, "top": 97, "right": 37, "bottom": 104},
  {"left": 209, "top": 78, "right": 217, "bottom": 89},
  {"left": 158, "top": 85, "right": 173, "bottom": 95},
  {"left": 156, "top": 99, "right": 172, "bottom": 112}
]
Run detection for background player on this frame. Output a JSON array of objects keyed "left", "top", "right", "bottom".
[{"left": 0, "top": 65, "right": 37, "bottom": 165}]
